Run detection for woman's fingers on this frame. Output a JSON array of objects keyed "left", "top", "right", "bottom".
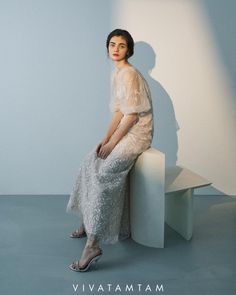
[
  {"left": 98, "top": 145, "right": 109, "bottom": 159},
  {"left": 100, "top": 149, "right": 107, "bottom": 159},
  {"left": 96, "top": 145, "right": 100, "bottom": 154},
  {"left": 97, "top": 146, "right": 104, "bottom": 158},
  {"left": 96, "top": 142, "right": 103, "bottom": 154},
  {"left": 98, "top": 142, "right": 115, "bottom": 159}
]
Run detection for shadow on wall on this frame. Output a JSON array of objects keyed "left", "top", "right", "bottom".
[
  {"left": 201, "top": 0, "right": 236, "bottom": 94},
  {"left": 131, "top": 41, "right": 179, "bottom": 166}
]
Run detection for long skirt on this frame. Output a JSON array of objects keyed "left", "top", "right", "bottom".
[{"left": 66, "top": 132, "right": 150, "bottom": 244}]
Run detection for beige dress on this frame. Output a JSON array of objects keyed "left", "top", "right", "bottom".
[{"left": 66, "top": 65, "right": 153, "bottom": 244}]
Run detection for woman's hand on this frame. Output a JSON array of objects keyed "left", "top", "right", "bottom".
[
  {"left": 96, "top": 137, "right": 109, "bottom": 155},
  {"left": 97, "top": 141, "right": 116, "bottom": 159}
]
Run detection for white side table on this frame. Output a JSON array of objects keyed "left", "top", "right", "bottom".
[
  {"left": 165, "top": 166, "right": 211, "bottom": 241},
  {"left": 130, "top": 148, "right": 211, "bottom": 248}
]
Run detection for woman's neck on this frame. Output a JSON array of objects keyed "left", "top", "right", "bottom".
[{"left": 115, "top": 59, "right": 130, "bottom": 69}]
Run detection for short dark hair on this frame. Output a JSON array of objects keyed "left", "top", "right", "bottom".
[{"left": 106, "top": 29, "right": 134, "bottom": 59}]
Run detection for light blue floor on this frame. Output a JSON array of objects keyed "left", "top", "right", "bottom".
[{"left": 0, "top": 195, "right": 235, "bottom": 295}]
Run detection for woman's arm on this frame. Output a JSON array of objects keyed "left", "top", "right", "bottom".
[
  {"left": 97, "top": 113, "right": 138, "bottom": 159},
  {"left": 96, "top": 111, "right": 124, "bottom": 154},
  {"left": 103, "top": 111, "right": 124, "bottom": 141}
]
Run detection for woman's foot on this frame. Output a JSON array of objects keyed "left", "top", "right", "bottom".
[
  {"left": 70, "top": 224, "right": 87, "bottom": 238},
  {"left": 69, "top": 245, "right": 102, "bottom": 272}
]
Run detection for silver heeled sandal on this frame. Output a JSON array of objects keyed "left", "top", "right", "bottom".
[
  {"left": 70, "top": 229, "right": 87, "bottom": 238},
  {"left": 69, "top": 250, "right": 103, "bottom": 272}
]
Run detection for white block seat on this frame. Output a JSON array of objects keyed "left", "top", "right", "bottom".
[
  {"left": 130, "top": 148, "right": 165, "bottom": 248},
  {"left": 130, "top": 148, "right": 211, "bottom": 248}
]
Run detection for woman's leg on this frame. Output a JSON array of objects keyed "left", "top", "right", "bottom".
[
  {"left": 78, "top": 234, "right": 102, "bottom": 268},
  {"left": 70, "top": 234, "right": 102, "bottom": 271}
]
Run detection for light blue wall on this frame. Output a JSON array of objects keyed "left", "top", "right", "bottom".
[
  {"left": 1, "top": 0, "right": 235, "bottom": 195},
  {"left": 0, "top": 0, "right": 112, "bottom": 194}
]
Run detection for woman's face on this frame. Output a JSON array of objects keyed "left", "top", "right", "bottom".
[{"left": 108, "top": 36, "right": 128, "bottom": 62}]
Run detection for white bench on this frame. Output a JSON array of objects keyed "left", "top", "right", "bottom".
[{"left": 130, "top": 148, "right": 211, "bottom": 248}]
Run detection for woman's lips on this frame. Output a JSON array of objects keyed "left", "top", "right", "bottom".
[{"left": 113, "top": 53, "right": 119, "bottom": 56}]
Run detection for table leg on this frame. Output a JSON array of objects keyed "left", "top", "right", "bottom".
[{"left": 165, "top": 188, "right": 193, "bottom": 240}]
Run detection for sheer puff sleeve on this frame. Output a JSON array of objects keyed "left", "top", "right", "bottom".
[
  {"left": 119, "top": 68, "right": 151, "bottom": 115},
  {"left": 110, "top": 67, "right": 151, "bottom": 115}
]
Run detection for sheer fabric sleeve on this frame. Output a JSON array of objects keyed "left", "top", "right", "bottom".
[
  {"left": 119, "top": 69, "right": 151, "bottom": 115},
  {"left": 109, "top": 72, "right": 120, "bottom": 113},
  {"left": 109, "top": 93, "right": 120, "bottom": 113}
]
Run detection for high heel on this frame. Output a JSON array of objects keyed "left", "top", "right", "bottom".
[
  {"left": 70, "top": 224, "right": 87, "bottom": 238},
  {"left": 70, "top": 230, "right": 87, "bottom": 238},
  {"left": 69, "top": 250, "right": 103, "bottom": 272}
]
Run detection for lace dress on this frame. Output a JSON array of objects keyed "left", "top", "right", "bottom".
[{"left": 66, "top": 65, "right": 153, "bottom": 244}]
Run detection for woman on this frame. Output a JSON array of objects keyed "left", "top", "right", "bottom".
[{"left": 67, "top": 29, "right": 153, "bottom": 272}]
